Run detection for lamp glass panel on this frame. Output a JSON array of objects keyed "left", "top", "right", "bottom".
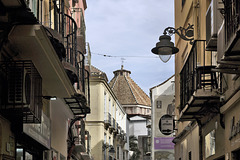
[
  {"left": 158, "top": 47, "right": 172, "bottom": 55},
  {"left": 159, "top": 55, "right": 171, "bottom": 63}
]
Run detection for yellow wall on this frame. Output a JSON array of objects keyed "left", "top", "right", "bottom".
[
  {"left": 174, "top": 0, "right": 212, "bottom": 159},
  {"left": 86, "top": 124, "right": 104, "bottom": 159},
  {"left": 174, "top": 0, "right": 211, "bottom": 133},
  {"left": 86, "top": 78, "right": 124, "bottom": 159}
]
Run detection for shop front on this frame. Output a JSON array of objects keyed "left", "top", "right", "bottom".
[{"left": 223, "top": 99, "right": 240, "bottom": 160}]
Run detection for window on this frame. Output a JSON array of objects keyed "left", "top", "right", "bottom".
[
  {"left": 205, "top": 130, "right": 216, "bottom": 158},
  {"left": 189, "top": 151, "right": 192, "bottom": 160},
  {"left": 232, "top": 149, "right": 240, "bottom": 160},
  {"left": 104, "top": 133, "right": 107, "bottom": 160},
  {"left": 104, "top": 92, "right": 107, "bottom": 111},
  {"left": 109, "top": 98, "right": 111, "bottom": 113},
  {"left": 117, "top": 146, "right": 120, "bottom": 159},
  {"left": 52, "top": 150, "right": 58, "bottom": 160},
  {"left": 156, "top": 100, "right": 162, "bottom": 109}
]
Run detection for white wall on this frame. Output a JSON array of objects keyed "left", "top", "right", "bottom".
[
  {"left": 129, "top": 116, "right": 147, "bottom": 137},
  {"left": 50, "top": 99, "right": 74, "bottom": 159},
  {"left": 150, "top": 76, "right": 175, "bottom": 160}
]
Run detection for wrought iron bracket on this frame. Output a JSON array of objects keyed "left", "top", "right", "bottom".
[{"left": 163, "top": 23, "right": 194, "bottom": 44}]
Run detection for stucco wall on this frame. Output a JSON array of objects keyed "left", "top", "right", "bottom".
[
  {"left": 50, "top": 99, "right": 74, "bottom": 159},
  {"left": 129, "top": 116, "right": 147, "bottom": 137}
]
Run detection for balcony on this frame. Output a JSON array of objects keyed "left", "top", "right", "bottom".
[
  {"left": 113, "top": 122, "right": 119, "bottom": 137},
  {"left": 225, "top": 0, "right": 240, "bottom": 53},
  {"left": 2, "top": 0, "right": 90, "bottom": 115},
  {"left": 0, "top": 61, "right": 42, "bottom": 123},
  {"left": 213, "top": 0, "right": 240, "bottom": 74},
  {"left": 71, "top": 129, "right": 91, "bottom": 160},
  {"left": 179, "top": 40, "right": 220, "bottom": 121},
  {"left": 104, "top": 112, "right": 112, "bottom": 129},
  {"left": 146, "top": 119, "right": 151, "bottom": 128},
  {"left": 112, "top": 118, "right": 116, "bottom": 130},
  {"left": 109, "top": 117, "right": 116, "bottom": 133}
]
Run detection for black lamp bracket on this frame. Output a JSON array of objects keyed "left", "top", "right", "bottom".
[{"left": 163, "top": 23, "right": 194, "bottom": 44}]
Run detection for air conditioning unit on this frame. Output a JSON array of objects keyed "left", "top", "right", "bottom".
[
  {"left": 206, "top": 0, "right": 224, "bottom": 50},
  {"left": 217, "top": 21, "right": 225, "bottom": 62},
  {"left": 7, "top": 68, "right": 31, "bottom": 105}
]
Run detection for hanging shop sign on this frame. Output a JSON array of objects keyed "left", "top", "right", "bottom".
[{"left": 159, "top": 114, "right": 174, "bottom": 135}]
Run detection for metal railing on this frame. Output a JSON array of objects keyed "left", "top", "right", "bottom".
[
  {"left": 104, "top": 112, "right": 112, "bottom": 125},
  {"left": 112, "top": 118, "right": 116, "bottom": 130},
  {"left": 225, "top": 0, "right": 240, "bottom": 47},
  {"left": 116, "top": 123, "right": 119, "bottom": 132},
  {"left": 25, "top": 0, "right": 90, "bottom": 100},
  {"left": 78, "top": 52, "right": 90, "bottom": 106},
  {"left": 180, "top": 40, "right": 219, "bottom": 111}
]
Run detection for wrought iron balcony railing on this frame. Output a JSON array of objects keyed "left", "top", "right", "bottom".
[
  {"left": 180, "top": 40, "right": 219, "bottom": 111},
  {"left": 116, "top": 123, "right": 119, "bottom": 133},
  {"left": 112, "top": 118, "right": 116, "bottom": 130},
  {"left": 23, "top": 0, "right": 89, "bottom": 98},
  {"left": 225, "top": 0, "right": 240, "bottom": 48},
  {"left": 104, "top": 112, "right": 112, "bottom": 126}
]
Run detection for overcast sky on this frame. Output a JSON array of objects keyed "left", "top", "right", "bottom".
[{"left": 85, "top": 0, "right": 175, "bottom": 95}]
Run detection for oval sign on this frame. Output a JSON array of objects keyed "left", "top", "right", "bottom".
[{"left": 159, "top": 114, "right": 174, "bottom": 135}]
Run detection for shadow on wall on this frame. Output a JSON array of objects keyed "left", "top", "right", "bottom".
[{"left": 91, "top": 140, "right": 104, "bottom": 160}]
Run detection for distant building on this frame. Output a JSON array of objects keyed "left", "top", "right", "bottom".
[
  {"left": 86, "top": 65, "right": 129, "bottom": 160},
  {"left": 150, "top": 75, "right": 175, "bottom": 160},
  {"left": 109, "top": 66, "right": 151, "bottom": 119},
  {"left": 109, "top": 66, "right": 151, "bottom": 159}
]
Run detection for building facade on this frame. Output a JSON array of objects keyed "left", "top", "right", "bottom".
[
  {"left": 174, "top": 0, "right": 240, "bottom": 160},
  {"left": 0, "top": 0, "right": 91, "bottom": 160},
  {"left": 86, "top": 65, "right": 129, "bottom": 160},
  {"left": 150, "top": 75, "right": 175, "bottom": 160},
  {"left": 109, "top": 66, "right": 151, "bottom": 159}
]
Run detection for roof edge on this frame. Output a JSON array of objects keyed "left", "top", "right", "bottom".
[{"left": 149, "top": 74, "right": 175, "bottom": 91}]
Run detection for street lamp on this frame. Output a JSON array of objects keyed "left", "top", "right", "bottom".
[{"left": 151, "top": 24, "right": 194, "bottom": 62}]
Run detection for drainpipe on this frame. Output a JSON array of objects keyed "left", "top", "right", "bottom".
[{"left": 196, "top": 119, "right": 202, "bottom": 160}]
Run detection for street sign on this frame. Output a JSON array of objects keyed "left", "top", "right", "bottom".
[{"left": 159, "top": 114, "right": 174, "bottom": 135}]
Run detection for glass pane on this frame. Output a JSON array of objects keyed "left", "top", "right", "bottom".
[
  {"left": 205, "top": 130, "right": 216, "bottom": 158},
  {"left": 16, "top": 148, "right": 23, "bottom": 160},
  {"left": 25, "top": 151, "right": 33, "bottom": 160}
]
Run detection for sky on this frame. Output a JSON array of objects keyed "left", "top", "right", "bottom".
[{"left": 85, "top": 0, "right": 175, "bottom": 95}]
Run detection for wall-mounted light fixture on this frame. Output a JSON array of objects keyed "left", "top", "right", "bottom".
[
  {"left": 42, "top": 96, "right": 57, "bottom": 100},
  {"left": 151, "top": 24, "right": 194, "bottom": 62}
]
